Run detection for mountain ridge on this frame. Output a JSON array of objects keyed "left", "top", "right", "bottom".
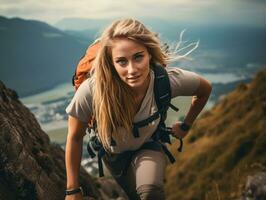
[{"left": 0, "top": 16, "right": 90, "bottom": 97}]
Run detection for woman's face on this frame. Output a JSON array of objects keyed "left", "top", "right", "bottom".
[{"left": 111, "top": 38, "right": 151, "bottom": 91}]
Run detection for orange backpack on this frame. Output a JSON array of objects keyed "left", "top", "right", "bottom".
[
  {"left": 71, "top": 39, "right": 100, "bottom": 127},
  {"left": 72, "top": 39, "right": 101, "bottom": 90}
]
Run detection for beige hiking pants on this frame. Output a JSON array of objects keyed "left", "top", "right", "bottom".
[{"left": 104, "top": 148, "right": 169, "bottom": 200}]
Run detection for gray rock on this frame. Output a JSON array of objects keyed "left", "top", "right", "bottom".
[{"left": 242, "top": 172, "right": 266, "bottom": 200}]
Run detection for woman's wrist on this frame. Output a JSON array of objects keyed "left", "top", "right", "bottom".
[
  {"left": 67, "top": 181, "right": 80, "bottom": 189},
  {"left": 183, "top": 118, "right": 193, "bottom": 126}
]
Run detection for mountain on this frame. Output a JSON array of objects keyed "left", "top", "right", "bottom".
[
  {"left": 0, "top": 16, "right": 92, "bottom": 97},
  {"left": 0, "top": 80, "right": 127, "bottom": 200},
  {"left": 54, "top": 17, "right": 266, "bottom": 76},
  {"left": 165, "top": 67, "right": 266, "bottom": 200},
  {"left": 1, "top": 15, "right": 265, "bottom": 98}
]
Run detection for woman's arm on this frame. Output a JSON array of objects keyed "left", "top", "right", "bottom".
[
  {"left": 183, "top": 76, "right": 212, "bottom": 126},
  {"left": 65, "top": 116, "right": 87, "bottom": 191},
  {"left": 172, "top": 76, "right": 212, "bottom": 138}
]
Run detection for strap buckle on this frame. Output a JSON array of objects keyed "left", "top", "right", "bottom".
[{"left": 160, "top": 126, "right": 183, "bottom": 152}]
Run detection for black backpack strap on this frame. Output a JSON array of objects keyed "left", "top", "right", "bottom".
[
  {"left": 161, "top": 144, "right": 176, "bottom": 163},
  {"left": 152, "top": 63, "right": 183, "bottom": 155},
  {"left": 132, "top": 63, "right": 178, "bottom": 137},
  {"left": 97, "top": 147, "right": 106, "bottom": 177},
  {"left": 169, "top": 103, "right": 179, "bottom": 112},
  {"left": 152, "top": 63, "right": 172, "bottom": 111},
  {"left": 86, "top": 136, "right": 106, "bottom": 177},
  {"left": 87, "top": 134, "right": 117, "bottom": 177},
  {"left": 152, "top": 63, "right": 180, "bottom": 113},
  {"left": 132, "top": 110, "right": 161, "bottom": 137}
]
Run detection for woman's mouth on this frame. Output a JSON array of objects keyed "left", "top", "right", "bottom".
[{"left": 127, "top": 75, "right": 141, "bottom": 81}]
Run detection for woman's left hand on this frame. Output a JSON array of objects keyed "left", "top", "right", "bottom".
[{"left": 171, "top": 121, "right": 189, "bottom": 139}]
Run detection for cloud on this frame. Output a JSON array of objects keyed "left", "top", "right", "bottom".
[{"left": 0, "top": 0, "right": 265, "bottom": 27}]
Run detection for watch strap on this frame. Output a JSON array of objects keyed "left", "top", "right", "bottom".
[{"left": 65, "top": 186, "right": 83, "bottom": 196}]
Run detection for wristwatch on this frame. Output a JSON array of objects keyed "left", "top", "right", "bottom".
[
  {"left": 179, "top": 122, "right": 191, "bottom": 132},
  {"left": 65, "top": 186, "right": 83, "bottom": 196}
]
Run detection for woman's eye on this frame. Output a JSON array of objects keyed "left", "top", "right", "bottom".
[
  {"left": 117, "top": 60, "right": 127, "bottom": 66},
  {"left": 135, "top": 55, "right": 143, "bottom": 62}
]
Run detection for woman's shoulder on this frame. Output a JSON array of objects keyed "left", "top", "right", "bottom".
[
  {"left": 166, "top": 66, "right": 200, "bottom": 79},
  {"left": 69, "top": 77, "right": 94, "bottom": 109},
  {"left": 76, "top": 77, "right": 94, "bottom": 98},
  {"left": 165, "top": 66, "right": 201, "bottom": 97},
  {"left": 65, "top": 77, "right": 94, "bottom": 122},
  {"left": 166, "top": 66, "right": 191, "bottom": 73}
]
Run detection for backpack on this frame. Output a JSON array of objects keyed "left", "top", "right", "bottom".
[
  {"left": 72, "top": 39, "right": 183, "bottom": 177},
  {"left": 72, "top": 38, "right": 100, "bottom": 90}
]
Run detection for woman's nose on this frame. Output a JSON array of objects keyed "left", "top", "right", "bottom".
[{"left": 128, "top": 61, "right": 138, "bottom": 75}]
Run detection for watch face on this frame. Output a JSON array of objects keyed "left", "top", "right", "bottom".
[{"left": 180, "top": 123, "right": 190, "bottom": 131}]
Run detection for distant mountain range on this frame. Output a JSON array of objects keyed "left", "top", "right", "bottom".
[
  {"left": 55, "top": 17, "right": 266, "bottom": 75},
  {"left": 1, "top": 15, "right": 266, "bottom": 98},
  {"left": 0, "top": 16, "right": 92, "bottom": 97}
]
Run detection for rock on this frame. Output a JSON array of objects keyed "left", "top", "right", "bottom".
[
  {"left": 242, "top": 172, "right": 266, "bottom": 200},
  {"left": 0, "top": 80, "right": 126, "bottom": 200}
]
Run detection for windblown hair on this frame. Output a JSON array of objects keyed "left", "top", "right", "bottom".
[{"left": 92, "top": 18, "right": 198, "bottom": 151}]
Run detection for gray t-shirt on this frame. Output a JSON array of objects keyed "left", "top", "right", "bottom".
[{"left": 66, "top": 67, "right": 200, "bottom": 153}]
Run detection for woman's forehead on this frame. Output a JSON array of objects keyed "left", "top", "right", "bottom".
[{"left": 111, "top": 38, "right": 148, "bottom": 57}]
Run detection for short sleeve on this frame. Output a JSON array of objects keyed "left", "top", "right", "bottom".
[
  {"left": 167, "top": 67, "right": 200, "bottom": 98},
  {"left": 65, "top": 79, "right": 93, "bottom": 123}
]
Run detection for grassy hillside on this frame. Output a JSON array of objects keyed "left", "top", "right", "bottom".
[{"left": 165, "top": 68, "right": 266, "bottom": 200}]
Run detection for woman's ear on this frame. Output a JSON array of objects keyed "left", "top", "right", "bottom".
[{"left": 149, "top": 54, "right": 152, "bottom": 60}]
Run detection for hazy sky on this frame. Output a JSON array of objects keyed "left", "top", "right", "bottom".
[{"left": 0, "top": 0, "right": 265, "bottom": 27}]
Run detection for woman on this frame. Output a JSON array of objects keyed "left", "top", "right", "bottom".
[{"left": 65, "top": 18, "right": 212, "bottom": 200}]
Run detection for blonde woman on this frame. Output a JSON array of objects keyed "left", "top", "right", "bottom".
[{"left": 65, "top": 18, "right": 212, "bottom": 200}]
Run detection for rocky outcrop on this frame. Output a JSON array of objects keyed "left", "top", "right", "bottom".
[
  {"left": 0, "top": 80, "right": 127, "bottom": 200},
  {"left": 242, "top": 172, "right": 266, "bottom": 200}
]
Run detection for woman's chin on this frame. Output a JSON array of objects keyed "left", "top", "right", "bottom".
[
  {"left": 126, "top": 81, "right": 144, "bottom": 89},
  {"left": 125, "top": 75, "right": 149, "bottom": 90},
  {"left": 128, "top": 83, "right": 141, "bottom": 89}
]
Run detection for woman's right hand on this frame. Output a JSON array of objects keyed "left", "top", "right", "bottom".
[{"left": 65, "top": 193, "right": 83, "bottom": 200}]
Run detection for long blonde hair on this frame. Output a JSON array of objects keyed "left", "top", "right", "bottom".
[{"left": 92, "top": 18, "right": 197, "bottom": 151}]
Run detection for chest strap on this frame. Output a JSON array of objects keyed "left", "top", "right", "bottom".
[
  {"left": 132, "top": 110, "right": 161, "bottom": 137},
  {"left": 132, "top": 101, "right": 179, "bottom": 138}
]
